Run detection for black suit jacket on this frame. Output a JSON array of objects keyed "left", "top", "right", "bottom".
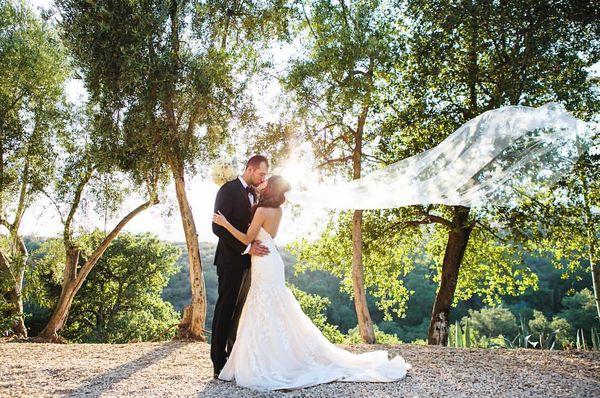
[{"left": 212, "top": 178, "right": 253, "bottom": 270}]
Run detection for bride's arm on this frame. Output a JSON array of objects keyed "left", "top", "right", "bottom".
[{"left": 212, "top": 208, "right": 266, "bottom": 245}]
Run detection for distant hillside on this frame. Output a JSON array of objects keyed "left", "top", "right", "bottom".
[{"left": 24, "top": 235, "right": 596, "bottom": 344}]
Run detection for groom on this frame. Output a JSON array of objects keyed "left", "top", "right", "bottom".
[{"left": 210, "top": 155, "right": 270, "bottom": 378}]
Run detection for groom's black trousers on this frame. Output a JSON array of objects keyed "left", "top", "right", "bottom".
[{"left": 211, "top": 264, "right": 251, "bottom": 372}]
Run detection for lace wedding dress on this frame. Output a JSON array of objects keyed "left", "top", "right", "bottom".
[{"left": 218, "top": 227, "right": 410, "bottom": 391}]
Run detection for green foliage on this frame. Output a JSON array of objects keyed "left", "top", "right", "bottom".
[
  {"left": 56, "top": 0, "right": 292, "bottom": 173},
  {"left": 449, "top": 319, "right": 493, "bottom": 348},
  {"left": 548, "top": 318, "right": 573, "bottom": 350},
  {"left": 581, "top": 328, "right": 600, "bottom": 351},
  {"left": 0, "top": 1, "right": 70, "bottom": 335},
  {"left": 527, "top": 310, "right": 571, "bottom": 350},
  {"left": 503, "top": 254, "right": 591, "bottom": 318},
  {"left": 20, "top": 235, "right": 598, "bottom": 347},
  {"left": 26, "top": 232, "right": 181, "bottom": 342},
  {"left": 284, "top": 0, "right": 401, "bottom": 144},
  {"left": 290, "top": 210, "right": 416, "bottom": 321},
  {"left": 106, "top": 295, "right": 180, "bottom": 343},
  {"left": 410, "top": 339, "right": 427, "bottom": 346},
  {"left": 344, "top": 324, "right": 402, "bottom": 345},
  {"left": 425, "top": 225, "right": 539, "bottom": 306},
  {"left": 0, "top": 274, "right": 18, "bottom": 335},
  {"left": 367, "top": 0, "right": 600, "bottom": 342},
  {"left": 161, "top": 242, "right": 218, "bottom": 328},
  {"left": 286, "top": 0, "right": 600, "bottom": 332},
  {"left": 283, "top": 1, "right": 407, "bottom": 334},
  {"left": 462, "top": 307, "right": 518, "bottom": 339},
  {"left": 557, "top": 288, "right": 599, "bottom": 334},
  {"left": 0, "top": 1, "right": 69, "bottom": 237},
  {"left": 22, "top": 237, "right": 64, "bottom": 309},
  {"left": 0, "top": 1, "right": 69, "bottom": 183}
]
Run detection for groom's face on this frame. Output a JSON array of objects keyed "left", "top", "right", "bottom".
[{"left": 249, "top": 161, "right": 269, "bottom": 186}]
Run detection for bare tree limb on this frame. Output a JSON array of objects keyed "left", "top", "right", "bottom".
[
  {"left": 40, "top": 188, "right": 66, "bottom": 225},
  {"left": 64, "top": 167, "right": 95, "bottom": 244},
  {"left": 474, "top": 219, "right": 509, "bottom": 243},
  {"left": 73, "top": 198, "right": 159, "bottom": 292},
  {"left": 316, "top": 155, "right": 353, "bottom": 169}
]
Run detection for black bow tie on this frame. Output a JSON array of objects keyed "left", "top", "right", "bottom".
[{"left": 245, "top": 186, "right": 256, "bottom": 196}]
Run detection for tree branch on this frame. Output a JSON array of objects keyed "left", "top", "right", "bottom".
[
  {"left": 316, "top": 155, "right": 353, "bottom": 169},
  {"left": 64, "top": 167, "right": 95, "bottom": 244},
  {"left": 0, "top": 248, "right": 16, "bottom": 283},
  {"left": 301, "top": 2, "right": 319, "bottom": 42},
  {"left": 73, "top": 198, "right": 159, "bottom": 291},
  {"left": 416, "top": 206, "right": 453, "bottom": 228},
  {"left": 474, "top": 219, "right": 509, "bottom": 243},
  {"left": 40, "top": 188, "right": 66, "bottom": 225},
  {"left": 12, "top": 157, "right": 31, "bottom": 232}
]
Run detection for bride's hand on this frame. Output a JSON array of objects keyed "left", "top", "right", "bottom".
[{"left": 212, "top": 210, "right": 228, "bottom": 227}]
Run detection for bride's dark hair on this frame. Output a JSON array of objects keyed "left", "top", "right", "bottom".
[{"left": 251, "top": 175, "right": 291, "bottom": 215}]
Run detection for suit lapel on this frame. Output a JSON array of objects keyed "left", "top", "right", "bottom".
[{"left": 233, "top": 178, "right": 252, "bottom": 214}]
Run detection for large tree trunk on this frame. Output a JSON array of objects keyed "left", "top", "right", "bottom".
[
  {"left": 351, "top": 106, "right": 376, "bottom": 344},
  {"left": 0, "top": 237, "right": 28, "bottom": 338},
  {"left": 351, "top": 209, "right": 375, "bottom": 343},
  {"left": 36, "top": 200, "right": 155, "bottom": 343},
  {"left": 4, "top": 272, "right": 27, "bottom": 337},
  {"left": 0, "top": 158, "right": 32, "bottom": 338},
  {"left": 37, "top": 247, "right": 79, "bottom": 343},
  {"left": 171, "top": 161, "right": 207, "bottom": 341},
  {"left": 427, "top": 5, "right": 478, "bottom": 345},
  {"left": 428, "top": 206, "right": 472, "bottom": 345}
]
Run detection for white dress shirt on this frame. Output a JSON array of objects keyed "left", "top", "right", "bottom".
[{"left": 238, "top": 176, "right": 253, "bottom": 255}]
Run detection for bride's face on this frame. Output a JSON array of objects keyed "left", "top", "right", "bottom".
[{"left": 256, "top": 179, "right": 268, "bottom": 192}]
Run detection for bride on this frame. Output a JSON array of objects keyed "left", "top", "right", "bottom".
[{"left": 212, "top": 175, "right": 411, "bottom": 391}]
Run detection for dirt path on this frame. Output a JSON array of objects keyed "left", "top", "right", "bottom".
[{"left": 1, "top": 340, "right": 598, "bottom": 397}]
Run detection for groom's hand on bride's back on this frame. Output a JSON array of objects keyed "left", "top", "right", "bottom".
[{"left": 249, "top": 240, "right": 269, "bottom": 257}]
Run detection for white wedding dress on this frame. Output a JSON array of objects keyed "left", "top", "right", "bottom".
[{"left": 218, "top": 227, "right": 411, "bottom": 391}]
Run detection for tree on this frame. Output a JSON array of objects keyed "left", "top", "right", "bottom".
[
  {"left": 27, "top": 232, "right": 181, "bottom": 343},
  {"left": 528, "top": 310, "right": 572, "bottom": 349},
  {"left": 290, "top": 210, "right": 418, "bottom": 334},
  {"left": 56, "top": 0, "right": 291, "bottom": 340},
  {"left": 283, "top": 0, "right": 403, "bottom": 343},
  {"left": 374, "top": 0, "right": 600, "bottom": 345},
  {"left": 462, "top": 307, "right": 518, "bottom": 338},
  {"left": 495, "top": 150, "right": 600, "bottom": 322},
  {"left": 557, "top": 288, "right": 600, "bottom": 339},
  {"left": 33, "top": 101, "right": 161, "bottom": 342},
  {"left": 0, "top": 1, "right": 68, "bottom": 337}
]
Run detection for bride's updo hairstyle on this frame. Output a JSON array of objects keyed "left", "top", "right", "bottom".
[{"left": 252, "top": 175, "right": 291, "bottom": 215}]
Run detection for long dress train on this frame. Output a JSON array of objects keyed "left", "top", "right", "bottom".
[{"left": 219, "top": 227, "right": 410, "bottom": 391}]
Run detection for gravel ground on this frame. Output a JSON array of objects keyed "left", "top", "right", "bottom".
[{"left": 0, "top": 340, "right": 598, "bottom": 398}]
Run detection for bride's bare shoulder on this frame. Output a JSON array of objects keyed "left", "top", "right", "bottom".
[
  {"left": 257, "top": 206, "right": 282, "bottom": 214},
  {"left": 255, "top": 206, "right": 282, "bottom": 221}
]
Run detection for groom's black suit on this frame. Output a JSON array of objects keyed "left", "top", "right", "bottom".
[{"left": 211, "top": 178, "right": 254, "bottom": 374}]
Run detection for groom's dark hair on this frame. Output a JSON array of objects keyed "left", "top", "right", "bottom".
[{"left": 246, "top": 155, "right": 269, "bottom": 170}]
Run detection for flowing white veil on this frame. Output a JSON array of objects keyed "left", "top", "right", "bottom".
[{"left": 286, "top": 103, "right": 592, "bottom": 210}]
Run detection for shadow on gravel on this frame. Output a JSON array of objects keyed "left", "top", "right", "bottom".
[{"left": 64, "top": 342, "right": 185, "bottom": 398}]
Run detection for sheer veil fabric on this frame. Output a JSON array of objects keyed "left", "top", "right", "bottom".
[
  {"left": 286, "top": 103, "right": 592, "bottom": 210},
  {"left": 217, "top": 103, "right": 590, "bottom": 391}
]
